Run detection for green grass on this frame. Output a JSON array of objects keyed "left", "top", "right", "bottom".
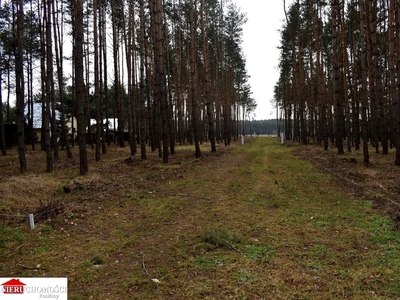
[
  {"left": 201, "top": 227, "right": 244, "bottom": 250},
  {"left": 2, "top": 138, "right": 400, "bottom": 299}
]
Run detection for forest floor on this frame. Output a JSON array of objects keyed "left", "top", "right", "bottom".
[{"left": 1, "top": 137, "right": 400, "bottom": 299}]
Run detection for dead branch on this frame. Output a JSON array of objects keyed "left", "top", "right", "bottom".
[
  {"left": 4, "top": 244, "right": 25, "bottom": 255},
  {"left": 141, "top": 252, "right": 150, "bottom": 277},
  {"left": 154, "top": 191, "right": 211, "bottom": 201},
  {"left": 18, "top": 263, "right": 47, "bottom": 270}
]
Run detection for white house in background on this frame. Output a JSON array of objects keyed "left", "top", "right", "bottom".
[
  {"left": 89, "top": 118, "right": 128, "bottom": 141},
  {"left": 24, "top": 103, "right": 61, "bottom": 141},
  {"left": 66, "top": 116, "right": 77, "bottom": 140},
  {"left": 24, "top": 103, "right": 62, "bottom": 127},
  {"left": 66, "top": 118, "right": 120, "bottom": 141},
  {"left": 90, "top": 118, "right": 119, "bottom": 131},
  {"left": 22, "top": 103, "right": 125, "bottom": 142}
]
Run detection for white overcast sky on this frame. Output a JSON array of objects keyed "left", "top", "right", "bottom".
[
  {"left": 233, "top": 0, "right": 287, "bottom": 120},
  {"left": 3, "top": 1, "right": 287, "bottom": 122}
]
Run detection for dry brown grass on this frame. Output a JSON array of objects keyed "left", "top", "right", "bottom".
[
  {"left": 1, "top": 138, "right": 400, "bottom": 299},
  {"left": 290, "top": 141, "right": 400, "bottom": 221}
]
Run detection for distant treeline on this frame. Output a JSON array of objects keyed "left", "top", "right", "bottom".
[{"left": 240, "top": 119, "right": 283, "bottom": 136}]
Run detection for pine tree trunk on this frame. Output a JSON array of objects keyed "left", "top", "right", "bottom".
[
  {"left": 16, "top": 0, "right": 26, "bottom": 172},
  {"left": 189, "top": 0, "right": 201, "bottom": 158},
  {"left": 111, "top": 0, "right": 124, "bottom": 148},
  {"left": 0, "top": 65, "right": 6, "bottom": 155},
  {"left": 48, "top": 0, "right": 58, "bottom": 161},
  {"left": 389, "top": 0, "right": 399, "bottom": 164},
  {"left": 93, "top": 0, "right": 101, "bottom": 161},
  {"left": 349, "top": 31, "right": 360, "bottom": 150},
  {"left": 175, "top": 0, "right": 184, "bottom": 145},
  {"left": 98, "top": 0, "right": 106, "bottom": 154},
  {"left": 368, "top": 1, "right": 387, "bottom": 154},
  {"left": 100, "top": 0, "right": 109, "bottom": 148},
  {"left": 139, "top": 0, "right": 147, "bottom": 159},
  {"left": 332, "top": 0, "right": 344, "bottom": 154},
  {"left": 44, "top": 0, "right": 54, "bottom": 171},
  {"left": 53, "top": 0, "right": 72, "bottom": 159},
  {"left": 340, "top": 0, "right": 351, "bottom": 152},
  {"left": 122, "top": 0, "right": 136, "bottom": 156},
  {"left": 200, "top": 0, "right": 216, "bottom": 152},
  {"left": 152, "top": 0, "right": 169, "bottom": 163},
  {"left": 359, "top": 0, "right": 370, "bottom": 164},
  {"left": 366, "top": 1, "right": 378, "bottom": 152},
  {"left": 74, "top": 0, "right": 88, "bottom": 174},
  {"left": 144, "top": 36, "right": 155, "bottom": 151},
  {"left": 310, "top": 0, "right": 327, "bottom": 149},
  {"left": 395, "top": 1, "right": 400, "bottom": 165}
]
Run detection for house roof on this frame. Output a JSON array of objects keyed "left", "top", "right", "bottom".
[
  {"left": 24, "top": 103, "right": 61, "bottom": 128},
  {"left": 1, "top": 279, "right": 26, "bottom": 286},
  {"left": 91, "top": 118, "right": 120, "bottom": 130}
]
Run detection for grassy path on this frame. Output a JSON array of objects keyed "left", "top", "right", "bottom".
[{"left": 2, "top": 138, "right": 400, "bottom": 299}]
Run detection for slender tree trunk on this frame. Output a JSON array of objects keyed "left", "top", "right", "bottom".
[
  {"left": 0, "top": 3, "right": 6, "bottom": 154},
  {"left": 6, "top": 60, "right": 10, "bottom": 123},
  {"left": 53, "top": 0, "right": 72, "bottom": 158},
  {"left": 151, "top": 0, "right": 169, "bottom": 163},
  {"left": 98, "top": 0, "right": 106, "bottom": 154},
  {"left": 111, "top": 0, "right": 124, "bottom": 148},
  {"left": 349, "top": 29, "right": 360, "bottom": 150},
  {"left": 340, "top": 0, "right": 351, "bottom": 152},
  {"left": 308, "top": 35, "right": 315, "bottom": 144},
  {"left": 26, "top": 13, "right": 34, "bottom": 151},
  {"left": 310, "top": 0, "right": 327, "bottom": 149},
  {"left": 368, "top": 1, "right": 387, "bottom": 154},
  {"left": 366, "top": 0, "right": 377, "bottom": 152},
  {"left": 84, "top": 3, "right": 92, "bottom": 149},
  {"left": 395, "top": 0, "right": 400, "bottom": 165},
  {"left": 298, "top": 41, "right": 307, "bottom": 145},
  {"left": 160, "top": 0, "right": 175, "bottom": 155},
  {"left": 283, "top": 0, "right": 301, "bottom": 143},
  {"left": 15, "top": 0, "right": 26, "bottom": 172},
  {"left": 38, "top": 2, "right": 46, "bottom": 151},
  {"left": 139, "top": 0, "right": 147, "bottom": 159},
  {"left": 74, "top": 0, "right": 88, "bottom": 174},
  {"left": 359, "top": 0, "right": 369, "bottom": 164},
  {"left": 189, "top": 0, "right": 201, "bottom": 158},
  {"left": 149, "top": 2, "right": 161, "bottom": 155},
  {"left": 121, "top": 0, "right": 136, "bottom": 155},
  {"left": 0, "top": 63, "right": 6, "bottom": 155},
  {"left": 47, "top": 0, "right": 58, "bottom": 160},
  {"left": 200, "top": 0, "right": 216, "bottom": 152},
  {"left": 389, "top": 0, "right": 399, "bottom": 164},
  {"left": 93, "top": 0, "right": 101, "bottom": 161},
  {"left": 99, "top": 0, "right": 110, "bottom": 147},
  {"left": 43, "top": 0, "right": 54, "bottom": 171},
  {"left": 144, "top": 36, "right": 155, "bottom": 151},
  {"left": 332, "top": 0, "right": 344, "bottom": 154}
]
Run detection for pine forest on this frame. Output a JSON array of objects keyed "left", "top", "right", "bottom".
[
  {"left": 0, "top": 0, "right": 255, "bottom": 174},
  {"left": 276, "top": 0, "right": 400, "bottom": 166}
]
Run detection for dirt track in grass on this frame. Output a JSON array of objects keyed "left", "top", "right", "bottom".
[{"left": 1, "top": 137, "right": 400, "bottom": 299}]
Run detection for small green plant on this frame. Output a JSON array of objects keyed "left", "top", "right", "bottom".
[
  {"left": 201, "top": 227, "right": 244, "bottom": 251},
  {"left": 304, "top": 261, "right": 324, "bottom": 271},
  {"left": 195, "top": 255, "right": 230, "bottom": 270},
  {"left": 68, "top": 213, "right": 79, "bottom": 219},
  {"left": 90, "top": 254, "right": 104, "bottom": 265},
  {"left": 14, "top": 232, "right": 25, "bottom": 241},
  {"left": 244, "top": 245, "right": 275, "bottom": 260},
  {"left": 41, "top": 225, "right": 53, "bottom": 232},
  {"left": 231, "top": 271, "right": 260, "bottom": 283},
  {"left": 127, "top": 193, "right": 140, "bottom": 202}
]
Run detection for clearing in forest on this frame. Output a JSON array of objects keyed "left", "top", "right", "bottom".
[{"left": 1, "top": 137, "right": 400, "bottom": 299}]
